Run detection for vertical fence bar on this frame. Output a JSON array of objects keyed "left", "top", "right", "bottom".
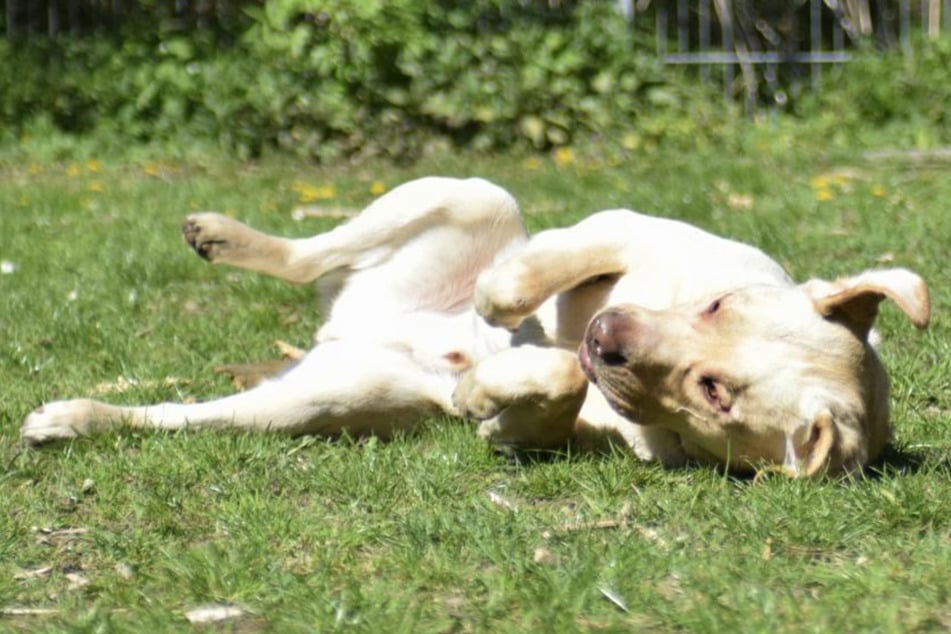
[
  {"left": 49, "top": 0, "right": 60, "bottom": 36},
  {"left": 720, "top": 0, "right": 734, "bottom": 102},
  {"left": 656, "top": 2, "right": 667, "bottom": 58},
  {"left": 699, "top": 0, "right": 711, "bottom": 81},
  {"left": 810, "top": 0, "right": 821, "bottom": 90},
  {"left": 6, "top": 0, "right": 16, "bottom": 36},
  {"left": 69, "top": 0, "right": 79, "bottom": 34},
  {"left": 833, "top": 2, "right": 844, "bottom": 71},
  {"left": 900, "top": 0, "right": 911, "bottom": 53},
  {"left": 677, "top": 0, "right": 688, "bottom": 52}
]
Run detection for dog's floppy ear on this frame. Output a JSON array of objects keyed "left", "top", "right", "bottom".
[
  {"left": 799, "top": 410, "right": 840, "bottom": 477},
  {"left": 790, "top": 409, "right": 864, "bottom": 478},
  {"left": 802, "top": 268, "right": 930, "bottom": 339}
]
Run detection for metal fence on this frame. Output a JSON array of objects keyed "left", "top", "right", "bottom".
[
  {"left": 3, "top": 0, "right": 948, "bottom": 111},
  {"left": 623, "top": 0, "right": 950, "bottom": 113},
  {"left": 2, "top": 0, "right": 239, "bottom": 35}
]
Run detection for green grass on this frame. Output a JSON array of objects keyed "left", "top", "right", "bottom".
[{"left": 1, "top": 141, "right": 949, "bottom": 632}]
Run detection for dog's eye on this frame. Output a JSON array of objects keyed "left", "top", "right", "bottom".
[{"left": 705, "top": 299, "right": 722, "bottom": 315}]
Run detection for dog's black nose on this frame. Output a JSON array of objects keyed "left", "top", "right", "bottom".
[{"left": 587, "top": 312, "right": 627, "bottom": 366}]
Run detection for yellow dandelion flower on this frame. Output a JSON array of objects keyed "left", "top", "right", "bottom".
[
  {"left": 810, "top": 175, "right": 828, "bottom": 189},
  {"left": 830, "top": 173, "right": 851, "bottom": 187},
  {"left": 87, "top": 180, "right": 104, "bottom": 193},
  {"left": 553, "top": 147, "right": 574, "bottom": 167},
  {"left": 318, "top": 184, "right": 335, "bottom": 199},
  {"left": 816, "top": 188, "right": 835, "bottom": 202},
  {"left": 298, "top": 185, "right": 320, "bottom": 203},
  {"left": 86, "top": 159, "right": 102, "bottom": 173},
  {"left": 28, "top": 162, "right": 43, "bottom": 175},
  {"left": 523, "top": 157, "right": 541, "bottom": 171},
  {"left": 871, "top": 185, "right": 887, "bottom": 198},
  {"left": 370, "top": 181, "right": 387, "bottom": 195},
  {"left": 66, "top": 163, "right": 81, "bottom": 177}
]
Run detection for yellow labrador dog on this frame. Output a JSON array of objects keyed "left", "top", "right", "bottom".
[{"left": 21, "top": 177, "right": 930, "bottom": 476}]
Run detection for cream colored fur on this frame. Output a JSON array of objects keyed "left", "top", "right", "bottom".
[{"left": 21, "top": 177, "right": 930, "bottom": 476}]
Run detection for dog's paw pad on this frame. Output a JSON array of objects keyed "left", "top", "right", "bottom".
[{"left": 182, "top": 213, "right": 235, "bottom": 262}]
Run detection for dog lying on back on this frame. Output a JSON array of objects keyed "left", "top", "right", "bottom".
[{"left": 22, "top": 177, "right": 930, "bottom": 476}]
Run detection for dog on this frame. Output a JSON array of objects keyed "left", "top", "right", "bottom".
[{"left": 21, "top": 177, "right": 930, "bottom": 476}]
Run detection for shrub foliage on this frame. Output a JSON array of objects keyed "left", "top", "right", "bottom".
[
  {"left": 1, "top": 1, "right": 948, "bottom": 161},
  {"left": 1, "top": 1, "right": 731, "bottom": 161}
]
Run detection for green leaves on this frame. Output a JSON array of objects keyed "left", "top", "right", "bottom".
[{"left": 0, "top": 1, "right": 676, "bottom": 161}]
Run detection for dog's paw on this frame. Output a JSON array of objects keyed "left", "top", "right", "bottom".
[
  {"left": 452, "top": 371, "right": 506, "bottom": 420},
  {"left": 474, "top": 262, "right": 535, "bottom": 331},
  {"left": 183, "top": 212, "right": 245, "bottom": 262},
  {"left": 21, "top": 400, "right": 98, "bottom": 446}
]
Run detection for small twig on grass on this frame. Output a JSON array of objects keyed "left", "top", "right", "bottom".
[
  {"left": 0, "top": 607, "right": 59, "bottom": 616},
  {"left": 13, "top": 566, "right": 53, "bottom": 581},
  {"left": 598, "top": 587, "right": 630, "bottom": 613},
  {"left": 541, "top": 518, "right": 625, "bottom": 539},
  {"left": 184, "top": 604, "right": 247, "bottom": 624},
  {"left": 291, "top": 206, "right": 357, "bottom": 220}
]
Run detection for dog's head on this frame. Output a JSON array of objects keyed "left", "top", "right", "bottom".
[{"left": 578, "top": 269, "right": 930, "bottom": 477}]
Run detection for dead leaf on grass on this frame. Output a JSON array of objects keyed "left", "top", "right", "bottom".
[
  {"left": 91, "top": 376, "right": 191, "bottom": 396},
  {"left": 487, "top": 489, "right": 516, "bottom": 511},
  {"left": 33, "top": 526, "right": 89, "bottom": 547},
  {"left": 726, "top": 193, "right": 754, "bottom": 211},
  {"left": 533, "top": 547, "right": 558, "bottom": 565},
  {"left": 65, "top": 571, "right": 89, "bottom": 590},
  {"left": 275, "top": 339, "right": 307, "bottom": 360}
]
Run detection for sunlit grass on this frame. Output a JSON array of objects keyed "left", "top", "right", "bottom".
[{"left": 0, "top": 142, "right": 948, "bottom": 631}]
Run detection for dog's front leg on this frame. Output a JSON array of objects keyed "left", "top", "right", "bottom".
[
  {"left": 452, "top": 346, "right": 588, "bottom": 450},
  {"left": 475, "top": 214, "right": 631, "bottom": 331},
  {"left": 21, "top": 342, "right": 453, "bottom": 445}
]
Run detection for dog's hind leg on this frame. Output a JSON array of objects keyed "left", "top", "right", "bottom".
[
  {"left": 21, "top": 342, "right": 455, "bottom": 445},
  {"left": 183, "top": 177, "right": 525, "bottom": 288}
]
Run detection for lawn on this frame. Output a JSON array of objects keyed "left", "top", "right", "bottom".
[{"left": 1, "top": 140, "right": 949, "bottom": 632}]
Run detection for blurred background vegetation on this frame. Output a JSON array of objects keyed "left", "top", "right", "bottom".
[{"left": 1, "top": 0, "right": 949, "bottom": 162}]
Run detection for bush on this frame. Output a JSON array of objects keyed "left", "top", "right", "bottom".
[
  {"left": 2, "top": 2, "right": 947, "bottom": 162},
  {"left": 793, "top": 34, "right": 951, "bottom": 149},
  {"left": 0, "top": 1, "right": 732, "bottom": 161}
]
